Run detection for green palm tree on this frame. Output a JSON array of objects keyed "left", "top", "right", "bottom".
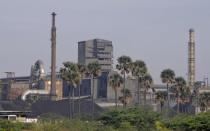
[
  {"left": 199, "top": 92, "right": 210, "bottom": 112},
  {"left": 87, "top": 61, "right": 101, "bottom": 119},
  {"left": 116, "top": 55, "right": 132, "bottom": 108},
  {"left": 180, "top": 86, "right": 191, "bottom": 113},
  {"left": 77, "top": 64, "right": 87, "bottom": 118},
  {"left": 155, "top": 91, "right": 167, "bottom": 112},
  {"left": 160, "top": 69, "right": 175, "bottom": 109},
  {"left": 174, "top": 77, "right": 186, "bottom": 113},
  {"left": 119, "top": 88, "right": 132, "bottom": 107},
  {"left": 193, "top": 81, "right": 202, "bottom": 113},
  {"left": 141, "top": 74, "right": 153, "bottom": 105},
  {"left": 109, "top": 73, "right": 123, "bottom": 108},
  {"left": 60, "top": 62, "right": 81, "bottom": 119},
  {"left": 131, "top": 60, "right": 147, "bottom": 105}
]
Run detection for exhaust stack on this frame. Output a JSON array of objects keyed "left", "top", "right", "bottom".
[
  {"left": 188, "top": 29, "right": 195, "bottom": 88},
  {"left": 50, "top": 12, "right": 57, "bottom": 100}
]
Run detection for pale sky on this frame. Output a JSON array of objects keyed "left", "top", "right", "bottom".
[{"left": 0, "top": 0, "right": 210, "bottom": 84}]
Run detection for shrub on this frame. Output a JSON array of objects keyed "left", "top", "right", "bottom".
[
  {"left": 99, "top": 107, "right": 160, "bottom": 131},
  {"left": 165, "top": 111, "right": 210, "bottom": 131},
  {"left": 0, "top": 120, "right": 24, "bottom": 131}
]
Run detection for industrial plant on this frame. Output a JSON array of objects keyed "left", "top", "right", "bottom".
[{"left": 0, "top": 13, "right": 209, "bottom": 122}]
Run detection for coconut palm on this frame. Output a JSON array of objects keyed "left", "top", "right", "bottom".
[
  {"left": 193, "top": 81, "right": 202, "bottom": 113},
  {"left": 77, "top": 64, "right": 87, "bottom": 118},
  {"left": 131, "top": 60, "right": 147, "bottom": 105},
  {"left": 179, "top": 86, "right": 191, "bottom": 113},
  {"left": 87, "top": 61, "right": 101, "bottom": 119},
  {"left": 160, "top": 69, "right": 175, "bottom": 109},
  {"left": 109, "top": 73, "right": 123, "bottom": 108},
  {"left": 141, "top": 74, "right": 153, "bottom": 105},
  {"left": 155, "top": 91, "right": 167, "bottom": 112},
  {"left": 174, "top": 77, "right": 186, "bottom": 113},
  {"left": 119, "top": 88, "right": 132, "bottom": 107},
  {"left": 116, "top": 55, "right": 132, "bottom": 108},
  {"left": 199, "top": 92, "right": 210, "bottom": 112},
  {"left": 60, "top": 62, "right": 81, "bottom": 119}
]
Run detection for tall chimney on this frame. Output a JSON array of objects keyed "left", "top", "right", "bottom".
[
  {"left": 50, "top": 12, "right": 57, "bottom": 99},
  {"left": 188, "top": 28, "right": 195, "bottom": 88}
]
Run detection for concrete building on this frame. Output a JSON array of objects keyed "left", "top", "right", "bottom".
[{"left": 78, "top": 39, "right": 113, "bottom": 72}]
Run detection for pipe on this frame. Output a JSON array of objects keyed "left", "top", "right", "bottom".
[{"left": 21, "top": 90, "right": 49, "bottom": 101}]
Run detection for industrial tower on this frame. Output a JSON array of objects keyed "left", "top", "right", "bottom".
[
  {"left": 50, "top": 12, "right": 57, "bottom": 99},
  {"left": 188, "top": 29, "right": 195, "bottom": 87}
]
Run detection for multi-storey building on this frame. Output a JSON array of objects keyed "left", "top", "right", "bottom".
[{"left": 78, "top": 39, "right": 113, "bottom": 72}]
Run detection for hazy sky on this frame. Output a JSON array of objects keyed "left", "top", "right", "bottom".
[{"left": 0, "top": 0, "right": 210, "bottom": 84}]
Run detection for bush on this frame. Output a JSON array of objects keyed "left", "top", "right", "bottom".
[
  {"left": 31, "top": 119, "right": 116, "bottom": 131},
  {"left": 39, "top": 113, "right": 67, "bottom": 122},
  {"left": 155, "top": 121, "right": 170, "bottom": 131},
  {"left": 165, "top": 111, "right": 210, "bottom": 131},
  {"left": 99, "top": 107, "right": 160, "bottom": 131},
  {"left": 0, "top": 120, "right": 24, "bottom": 131}
]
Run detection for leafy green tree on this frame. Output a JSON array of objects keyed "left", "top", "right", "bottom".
[
  {"left": 77, "top": 64, "right": 87, "bottom": 118},
  {"left": 60, "top": 62, "right": 81, "bottom": 119},
  {"left": 116, "top": 55, "right": 132, "bottom": 108},
  {"left": 109, "top": 73, "right": 123, "bottom": 108},
  {"left": 160, "top": 69, "right": 175, "bottom": 109},
  {"left": 156, "top": 91, "right": 167, "bottom": 112},
  {"left": 131, "top": 60, "right": 147, "bottom": 105},
  {"left": 87, "top": 61, "right": 101, "bottom": 119},
  {"left": 119, "top": 88, "right": 132, "bottom": 107}
]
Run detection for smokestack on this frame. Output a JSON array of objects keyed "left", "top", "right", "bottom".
[
  {"left": 188, "top": 28, "right": 195, "bottom": 88},
  {"left": 50, "top": 12, "right": 57, "bottom": 99}
]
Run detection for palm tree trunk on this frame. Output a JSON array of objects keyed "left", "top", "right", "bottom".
[
  {"left": 144, "top": 90, "right": 146, "bottom": 105},
  {"left": 72, "top": 87, "right": 75, "bottom": 118},
  {"left": 115, "top": 88, "right": 118, "bottom": 108},
  {"left": 123, "top": 72, "right": 126, "bottom": 108},
  {"left": 160, "top": 101, "right": 163, "bottom": 113},
  {"left": 177, "top": 92, "right": 179, "bottom": 114},
  {"left": 167, "top": 83, "right": 169, "bottom": 109},
  {"left": 78, "top": 84, "right": 81, "bottom": 118},
  {"left": 196, "top": 93, "right": 198, "bottom": 114},
  {"left": 150, "top": 93, "right": 152, "bottom": 104},
  {"left": 137, "top": 77, "right": 140, "bottom": 106},
  {"left": 92, "top": 76, "right": 95, "bottom": 120},
  {"left": 68, "top": 87, "right": 71, "bottom": 119}
]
